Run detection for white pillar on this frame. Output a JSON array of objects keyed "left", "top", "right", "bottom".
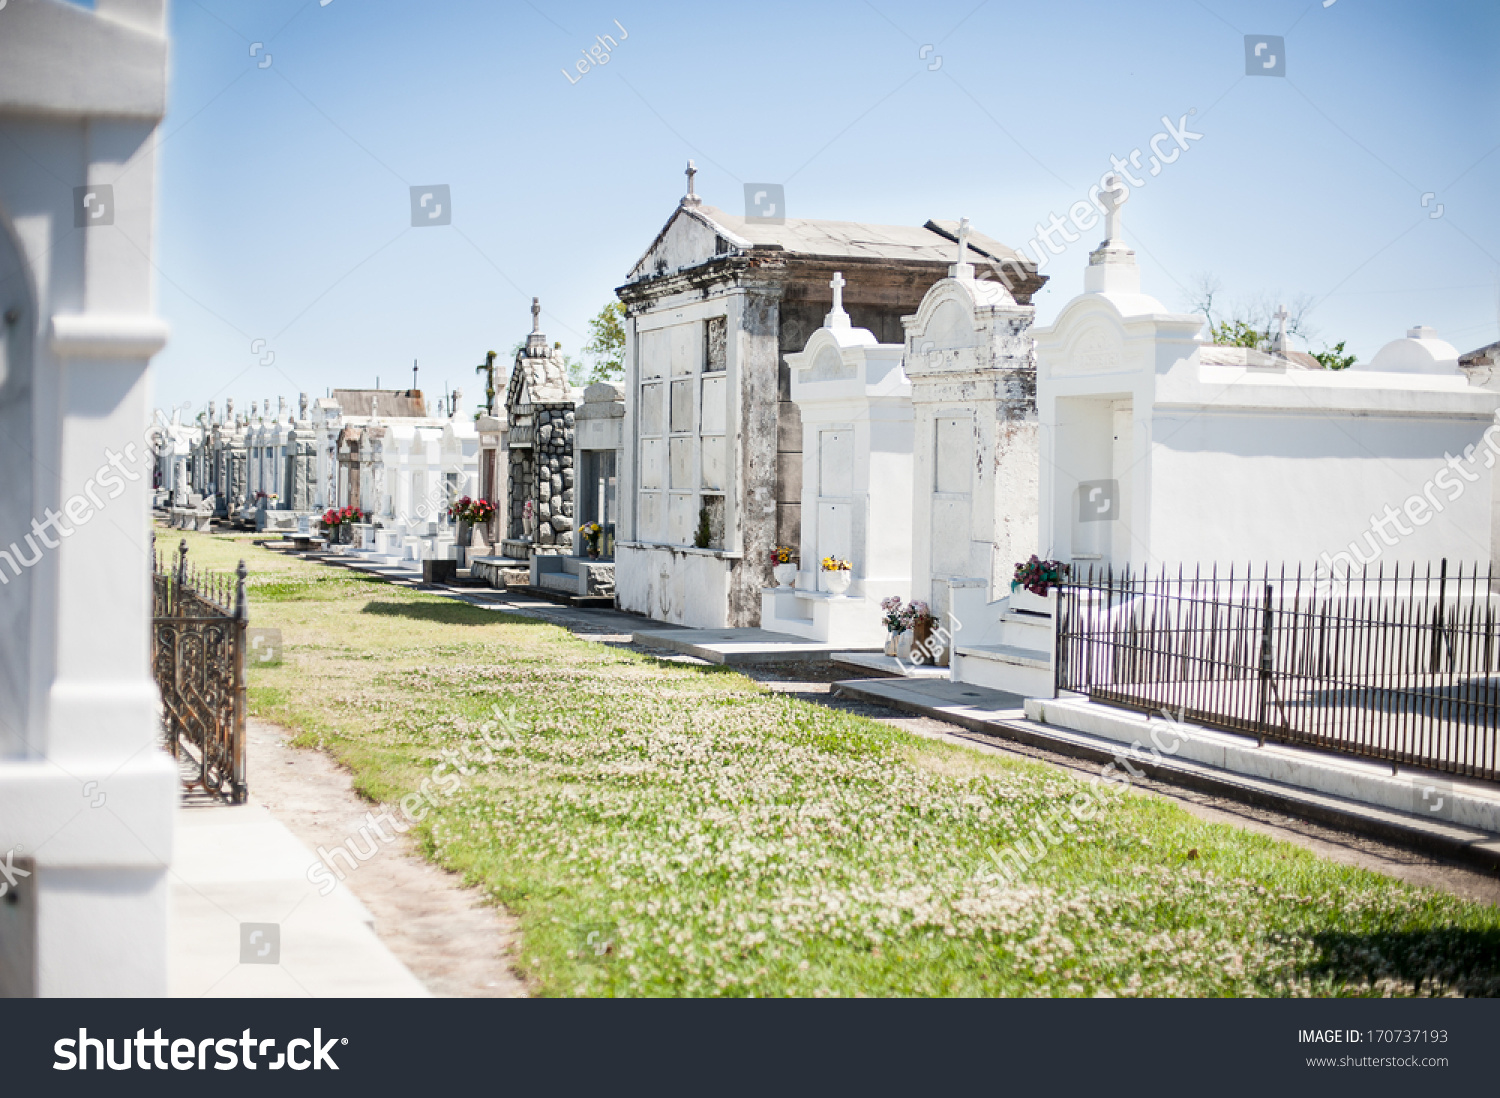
[{"left": 0, "top": 0, "right": 175, "bottom": 995}]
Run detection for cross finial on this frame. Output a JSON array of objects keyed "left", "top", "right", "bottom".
[
  {"left": 948, "top": 216, "right": 975, "bottom": 280},
  {"left": 531, "top": 296, "right": 541, "bottom": 333},
  {"left": 1100, "top": 174, "right": 1128, "bottom": 243},
  {"left": 825, "top": 271, "right": 850, "bottom": 329},
  {"left": 683, "top": 160, "right": 700, "bottom": 207},
  {"left": 1274, "top": 303, "right": 1289, "bottom": 353}
]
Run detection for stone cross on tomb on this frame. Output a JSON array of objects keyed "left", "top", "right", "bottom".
[
  {"left": 949, "top": 216, "right": 975, "bottom": 279},
  {"left": 1274, "top": 304, "right": 1289, "bottom": 353},
  {"left": 683, "top": 160, "right": 700, "bottom": 207},
  {"left": 1100, "top": 175, "right": 1128, "bottom": 242},
  {"left": 825, "top": 271, "right": 850, "bottom": 328},
  {"left": 531, "top": 296, "right": 541, "bottom": 333}
]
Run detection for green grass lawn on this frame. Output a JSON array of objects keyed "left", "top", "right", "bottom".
[{"left": 173, "top": 528, "right": 1500, "bottom": 997}]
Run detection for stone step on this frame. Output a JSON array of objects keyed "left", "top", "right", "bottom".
[
  {"left": 951, "top": 643, "right": 1054, "bottom": 699},
  {"left": 955, "top": 643, "right": 1050, "bottom": 668}
]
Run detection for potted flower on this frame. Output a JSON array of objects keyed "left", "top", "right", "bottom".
[
  {"left": 580, "top": 521, "right": 604, "bottom": 559},
  {"left": 879, "top": 595, "right": 913, "bottom": 657},
  {"left": 1011, "top": 555, "right": 1069, "bottom": 613},
  {"left": 322, "top": 505, "right": 359, "bottom": 546},
  {"left": 907, "top": 600, "right": 937, "bottom": 654},
  {"left": 820, "top": 555, "right": 852, "bottom": 596},
  {"left": 448, "top": 496, "right": 496, "bottom": 547},
  {"left": 770, "top": 545, "right": 797, "bottom": 588}
]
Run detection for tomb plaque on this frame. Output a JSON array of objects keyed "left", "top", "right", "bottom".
[
  {"left": 701, "top": 435, "right": 726, "bottom": 491},
  {"left": 639, "top": 383, "right": 665, "bottom": 436},
  {"left": 819, "top": 429, "right": 854, "bottom": 498},
  {"left": 669, "top": 322, "right": 702, "bottom": 377},
  {"left": 668, "top": 492, "right": 696, "bottom": 545},
  {"left": 638, "top": 328, "right": 669, "bottom": 379},
  {"left": 669, "top": 438, "right": 694, "bottom": 490},
  {"left": 670, "top": 379, "right": 695, "bottom": 433},
  {"left": 701, "top": 376, "right": 727, "bottom": 435},
  {"left": 639, "top": 439, "right": 663, "bottom": 490},
  {"left": 935, "top": 416, "right": 973, "bottom": 494}
]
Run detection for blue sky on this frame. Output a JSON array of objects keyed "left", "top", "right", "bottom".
[{"left": 146, "top": 0, "right": 1500, "bottom": 413}]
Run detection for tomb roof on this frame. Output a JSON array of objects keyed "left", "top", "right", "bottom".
[
  {"left": 624, "top": 202, "right": 1044, "bottom": 299},
  {"left": 330, "top": 389, "right": 427, "bottom": 417},
  {"left": 1459, "top": 339, "right": 1499, "bottom": 370},
  {"left": 1199, "top": 345, "right": 1324, "bottom": 370}
]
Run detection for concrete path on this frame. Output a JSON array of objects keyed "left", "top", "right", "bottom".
[
  {"left": 633, "top": 627, "right": 877, "bottom": 664},
  {"left": 831, "top": 651, "right": 949, "bottom": 679},
  {"left": 169, "top": 800, "right": 429, "bottom": 997}
]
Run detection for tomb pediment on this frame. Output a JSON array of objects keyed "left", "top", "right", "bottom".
[
  {"left": 1055, "top": 318, "right": 1126, "bottom": 377},
  {"left": 902, "top": 276, "right": 1027, "bottom": 377},
  {"left": 626, "top": 205, "right": 750, "bottom": 283},
  {"left": 808, "top": 342, "right": 857, "bottom": 383}
]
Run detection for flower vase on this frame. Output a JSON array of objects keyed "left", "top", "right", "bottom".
[
  {"left": 588, "top": 543, "right": 600, "bottom": 560},
  {"left": 884, "top": 632, "right": 900, "bottom": 657},
  {"left": 773, "top": 563, "right": 797, "bottom": 588},
  {"left": 821, "top": 570, "right": 852, "bottom": 596},
  {"left": 457, "top": 520, "right": 473, "bottom": 548}
]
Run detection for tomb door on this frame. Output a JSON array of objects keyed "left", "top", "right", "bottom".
[
  {"left": 1067, "top": 398, "right": 1131, "bottom": 571},
  {"left": 932, "top": 414, "right": 974, "bottom": 578}
]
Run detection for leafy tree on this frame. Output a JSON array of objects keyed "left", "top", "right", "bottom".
[
  {"left": 1312, "top": 341, "right": 1357, "bottom": 370},
  {"left": 555, "top": 341, "right": 587, "bottom": 387},
  {"left": 583, "top": 301, "right": 626, "bottom": 384},
  {"left": 1210, "top": 320, "right": 1266, "bottom": 349}
]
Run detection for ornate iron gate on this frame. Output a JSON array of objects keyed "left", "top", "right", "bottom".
[{"left": 152, "top": 538, "right": 248, "bottom": 803}]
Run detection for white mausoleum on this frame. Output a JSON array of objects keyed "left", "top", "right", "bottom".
[
  {"left": 761, "top": 273, "right": 913, "bottom": 648},
  {"left": 1034, "top": 192, "right": 1500, "bottom": 581}
]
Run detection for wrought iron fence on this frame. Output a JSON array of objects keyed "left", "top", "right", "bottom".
[
  {"left": 1056, "top": 561, "right": 1500, "bottom": 782},
  {"left": 152, "top": 538, "right": 248, "bottom": 803}
]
